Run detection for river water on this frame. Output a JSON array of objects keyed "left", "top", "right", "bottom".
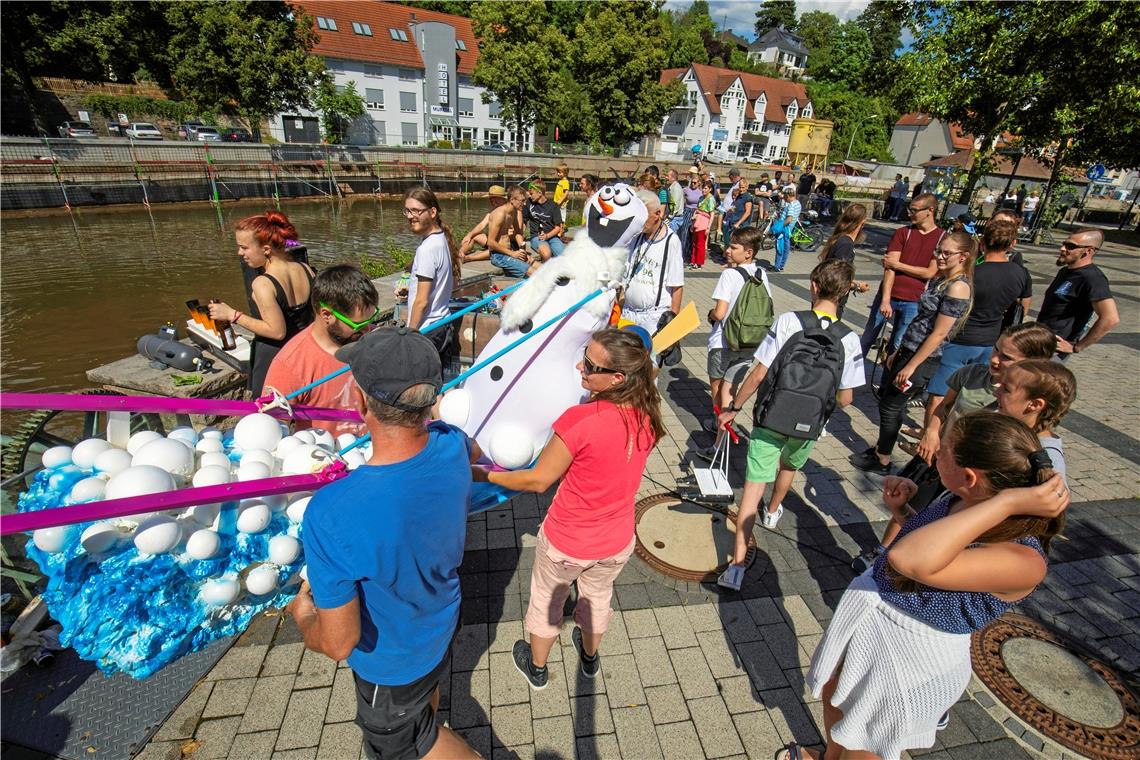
[{"left": 0, "top": 197, "right": 491, "bottom": 398}]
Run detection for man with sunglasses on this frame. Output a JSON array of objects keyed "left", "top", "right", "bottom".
[
  {"left": 264, "top": 265, "right": 381, "bottom": 436},
  {"left": 1037, "top": 228, "right": 1119, "bottom": 359}
]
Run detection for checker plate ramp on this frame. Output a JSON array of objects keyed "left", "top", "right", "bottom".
[{"left": 1, "top": 637, "right": 231, "bottom": 759}]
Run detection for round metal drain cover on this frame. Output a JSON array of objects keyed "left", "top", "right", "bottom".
[
  {"left": 633, "top": 493, "right": 755, "bottom": 582},
  {"left": 972, "top": 614, "right": 1140, "bottom": 759}
]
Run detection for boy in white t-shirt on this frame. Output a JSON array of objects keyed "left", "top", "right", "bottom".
[
  {"left": 704, "top": 227, "right": 770, "bottom": 434},
  {"left": 718, "top": 260, "right": 864, "bottom": 580}
]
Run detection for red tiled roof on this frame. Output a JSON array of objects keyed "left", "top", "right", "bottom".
[
  {"left": 896, "top": 112, "right": 934, "bottom": 127},
  {"left": 948, "top": 122, "right": 974, "bottom": 150},
  {"left": 923, "top": 148, "right": 1087, "bottom": 183},
  {"left": 897, "top": 112, "right": 977, "bottom": 151},
  {"left": 660, "top": 63, "right": 810, "bottom": 122},
  {"left": 292, "top": 0, "right": 479, "bottom": 74}
]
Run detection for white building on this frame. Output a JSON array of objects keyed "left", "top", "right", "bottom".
[
  {"left": 657, "top": 64, "right": 813, "bottom": 165},
  {"left": 269, "top": 0, "right": 533, "bottom": 149},
  {"left": 747, "top": 27, "right": 809, "bottom": 77}
]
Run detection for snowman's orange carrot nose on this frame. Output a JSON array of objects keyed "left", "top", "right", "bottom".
[{"left": 597, "top": 197, "right": 613, "bottom": 215}]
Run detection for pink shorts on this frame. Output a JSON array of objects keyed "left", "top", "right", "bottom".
[{"left": 524, "top": 526, "right": 636, "bottom": 639}]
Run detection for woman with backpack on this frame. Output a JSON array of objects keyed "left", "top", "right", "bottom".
[{"left": 851, "top": 232, "right": 975, "bottom": 475}]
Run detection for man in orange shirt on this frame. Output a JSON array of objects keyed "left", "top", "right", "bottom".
[{"left": 264, "top": 265, "right": 380, "bottom": 438}]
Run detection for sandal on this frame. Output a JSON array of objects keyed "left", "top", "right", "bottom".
[{"left": 774, "top": 743, "right": 825, "bottom": 760}]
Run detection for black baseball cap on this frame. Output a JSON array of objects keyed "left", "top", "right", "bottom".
[{"left": 334, "top": 326, "right": 441, "bottom": 411}]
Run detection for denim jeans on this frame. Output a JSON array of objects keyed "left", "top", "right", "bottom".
[
  {"left": 774, "top": 229, "right": 792, "bottom": 269},
  {"left": 859, "top": 291, "right": 920, "bottom": 356},
  {"left": 530, "top": 235, "right": 565, "bottom": 258},
  {"left": 490, "top": 251, "right": 529, "bottom": 278}
]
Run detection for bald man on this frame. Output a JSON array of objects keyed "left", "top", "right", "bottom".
[{"left": 1036, "top": 228, "right": 1120, "bottom": 358}]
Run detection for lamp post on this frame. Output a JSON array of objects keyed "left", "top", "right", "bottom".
[{"left": 844, "top": 114, "right": 880, "bottom": 163}]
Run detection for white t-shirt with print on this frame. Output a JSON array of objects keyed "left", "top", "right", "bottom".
[
  {"left": 622, "top": 231, "right": 684, "bottom": 327},
  {"left": 753, "top": 310, "right": 866, "bottom": 390},
  {"left": 707, "top": 262, "right": 770, "bottom": 350},
  {"left": 408, "top": 231, "right": 454, "bottom": 328}
]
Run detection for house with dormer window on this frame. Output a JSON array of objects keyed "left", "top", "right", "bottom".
[
  {"left": 748, "top": 26, "right": 809, "bottom": 75},
  {"left": 658, "top": 63, "right": 812, "bottom": 165}
]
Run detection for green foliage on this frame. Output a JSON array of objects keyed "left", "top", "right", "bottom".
[
  {"left": 394, "top": 1, "right": 475, "bottom": 16},
  {"left": 82, "top": 94, "right": 197, "bottom": 122},
  {"left": 359, "top": 240, "right": 416, "bottom": 279},
  {"left": 667, "top": 23, "right": 709, "bottom": 68},
  {"left": 754, "top": 0, "right": 797, "bottom": 37},
  {"left": 427, "top": 139, "right": 455, "bottom": 149},
  {"left": 806, "top": 81, "right": 895, "bottom": 163},
  {"left": 855, "top": 0, "right": 908, "bottom": 91},
  {"left": 315, "top": 79, "right": 365, "bottom": 144},
  {"left": 459, "top": 139, "right": 473, "bottom": 150},
  {"left": 543, "top": 68, "right": 593, "bottom": 144}
]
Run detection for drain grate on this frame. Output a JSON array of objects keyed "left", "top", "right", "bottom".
[
  {"left": 971, "top": 613, "right": 1140, "bottom": 760},
  {"left": 632, "top": 493, "right": 755, "bottom": 583}
]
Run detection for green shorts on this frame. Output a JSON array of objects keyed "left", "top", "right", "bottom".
[{"left": 745, "top": 426, "right": 816, "bottom": 483}]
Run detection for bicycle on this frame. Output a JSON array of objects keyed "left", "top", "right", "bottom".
[{"left": 790, "top": 213, "right": 823, "bottom": 252}]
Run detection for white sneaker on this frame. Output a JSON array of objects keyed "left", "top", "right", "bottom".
[{"left": 761, "top": 504, "right": 784, "bottom": 530}]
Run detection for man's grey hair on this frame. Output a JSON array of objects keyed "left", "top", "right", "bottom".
[{"left": 363, "top": 382, "right": 437, "bottom": 429}]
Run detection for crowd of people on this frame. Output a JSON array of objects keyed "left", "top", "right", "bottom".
[{"left": 205, "top": 169, "right": 1121, "bottom": 758}]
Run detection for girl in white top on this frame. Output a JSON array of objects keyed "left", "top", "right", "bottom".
[{"left": 403, "top": 186, "right": 461, "bottom": 332}]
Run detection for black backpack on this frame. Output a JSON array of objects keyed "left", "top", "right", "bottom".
[{"left": 752, "top": 311, "right": 852, "bottom": 440}]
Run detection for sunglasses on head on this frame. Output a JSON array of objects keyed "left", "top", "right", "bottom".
[
  {"left": 582, "top": 352, "right": 620, "bottom": 376},
  {"left": 321, "top": 302, "right": 382, "bottom": 331}
]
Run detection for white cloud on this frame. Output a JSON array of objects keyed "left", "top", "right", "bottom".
[{"left": 664, "top": 0, "right": 873, "bottom": 42}]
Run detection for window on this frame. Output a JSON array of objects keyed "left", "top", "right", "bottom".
[
  {"left": 372, "top": 121, "right": 386, "bottom": 145},
  {"left": 458, "top": 97, "right": 474, "bottom": 117},
  {"left": 352, "top": 22, "right": 372, "bottom": 36},
  {"left": 398, "top": 68, "right": 416, "bottom": 81},
  {"left": 458, "top": 74, "right": 472, "bottom": 87},
  {"left": 401, "top": 122, "right": 418, "bottom": 145},
  {"left": 399, "top": 92, "right": 417, "bottom": 112},
  {"left": 484, "top": 128, "right": 503, "bottom": 145},
  {"left": 769, "top": 144, "right": 778, "bottom": 157},
  {"left": 389, "top": 28, "right": 408, "bottom": 42},
  {"left": 365, "top": 88, "right": 384, "bottom": 110},
  {"left": 455, "top": 39, "right": 467, "bottom": 51},
  {"left": 460, "top": 127, "right": 474, "bottom": 145},
  {"left": 363, "top": 63, "right": 383, "bottom": 77},
  {"left": 316, "top": 16, "right": 338, "bottom": 31},
  {"left": 698, "top": 114, "right": 704, "bottom": 128},
  {"left": 488, "top": 100, "right": 501, "bottom": 119}
]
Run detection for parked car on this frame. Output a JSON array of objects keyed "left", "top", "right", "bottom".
[
  {"left": 220, "top": 127, "right": 253, "bottom": 143},
  {"left": 477, "top": 142, "right": 511, "bottom": 153},
  {"left": 178, "top": 121, "right": 205, "bottom": 140},
  {"left": 57, "top": 121, "right": 96, "bottom": 139},
  {"left": 194, "top": 127, "right": 221, "bottom": 142},
  {"left": 125, "top": 123, "right": 163, "bottom": 140}
]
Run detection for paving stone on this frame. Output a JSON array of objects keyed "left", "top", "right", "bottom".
[
  {"left": 742, "top": 595, "right": 785, "bottom": 626},
  {"left": 564, "top": 645, "right": 607, "bottom": 697},
  {"left": 653, "top": 606, "right": 698, "bottom": 649},
  {"left": 491, "top": 703, "right": 534, "bottom": 748},
  {"left": 326, "top": 666, "right": 357, "bottom": 724},
  {"left": 759, "top": 622, "right": 804, "bottom": 669},
  {"left": 644, "top": 684, "right": 690, "bottom": 725},
  {"left": 193, "top": 716, "right": 243, "bottom": 759},
  {"left": 571, "top": 693, "right": 615, "bottom": 736},
  {"left": 951, "top": 700, "right": 1006, "bottom": 743},
  {"left": 622, "top": 608, "right": 661, "bottom": 638},
  {"left": 667, "top": 645, "right": 718, "bottom": 699},
  {"left": 532, "top": 715, "right": 576, "bottom": 759},
  {"left": 153, "top": 681, "right": 214, "bottom": 741},
  {"left": 493, "top": 745, "right": 535, "bottom": 760},
  {"left": 487, "top": 528, "right": 516, "bottom": 549},
  {"left": 202, "top": 677, "right": 258, "bottom": 719},
  {"left": 238, "top": 674, "right": 295, "bottom": 733},
  {"left": 490, "top": 651, "right": 534, "bottom": 706},
  {"left": 489, "top": 619, "right": 524, "bottom": 653},
  {"left": 228, "top": 730, "right": 279, "bottom": 759},
  {"left": 656, "top": 720, "right": 705, "bottom": 760},
  {"left": 530, "top": 658, "right": 571, "bottom": 719},
  {"left": 720, "top": 600, "right": 763, "bottom": 642},
  {"left": 454, "top": 622, "right": 490, "bottom": 672},
  {"left": 688, "top": 695, "right": 745, "bottom": 758},
  {"left": 295, "top": 648, "right": 338, "bottom": 689},
  {"left": 717, "top": 674, "right": 765, "bottom": 714},
  {"left": 601, "top": 610, "right": 633, "bottom": 655},
  {"left": 457, "top": 726, "right": 492, "bottom": 758},
  {"left": 683, "top": 603, "right": 725, "bottom": 632},
  {"left": 271, "top": 749, "right": 317, "bottom": 760},
  {"left": 450, "top": 668, "right": 492, "bottom": 729},
  {"left": 736, "top": 640, "right": 789, "bottom": 690},
  {"left": 206, "top": 644, "right": 268, "bottom": 681},
  {"left": 576, "top": 733, "right": 621, "bottom": 760},
  {"left": 276, "top": 687, "right": 331, "bottom": 750},
  {"left": 615, "top": 582, "right": 652, "bottom": 609},
  {"left": 760, "top": 687, "right": 821, "bottom": 746},
  {"left": 697, "top": 630, "right": 747, "bottom": 678},
  {"left": 316, "top": 721, "right": 363, "bottom": 759},
  {"left": 261, "top": 642, "right": 306, "bottom": 677},
  {"left": 630, "top": 636, "right": 677, "bottom": 688},
  {"left": 132, "top": 741, "right": 181, "bottom": 760},
  {"left": 611, "top": 706, "right": 663, "bottom": 760}
]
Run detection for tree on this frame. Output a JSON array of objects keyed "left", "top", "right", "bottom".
[
  {"left": 797, "top": 10, "right": 840, "bottom": 80},
  {"left": 572, "top": 1, "right": 683, "bottom": 152},
  {"left": 471, "top": 1, "right": 565, "bottom": 152},
  {"left": 315, "top": 79, "right": 365, "bottom": 144},
  {"left": 855, "top": 0, "right": 909, "bottom": 90},
  {"left": 666, "top": 21, "right": 709, "bottom": 68},
  {"left": 807, "top": 80, "right": 895, "bottom": 163},
  {"left": 754, "top": 0, "right": 797, "bottom": 37}
]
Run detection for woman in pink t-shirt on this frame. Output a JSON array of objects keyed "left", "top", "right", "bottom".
[{"left": 479, "top": 328, "right": 664, "bottom": 690}]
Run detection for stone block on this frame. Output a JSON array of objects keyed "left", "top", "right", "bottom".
[
  {"left": 735, "top": 640, "right": 789, "bottom": 690},
  {"left": 667, "top": 646, "right": 718, "bottom": 700},
  {"left": 697, "top": 630, "right": 747, "bottom": 679},
  {"left": 759, "top": 687, "right": 820, "bottom": 746},
  {"left": 493, "top": 745, "right": 534, "bottom": 760},
  {"left": 720, "top": 600, "right": 762, "bottom": 642},
  {"left": 758, "top": 622, "right": 803, "bottom": 669},
  {"left": 683, "top": 603, "right": 724, "bottom": 633},
  {"left": 601, "top": 610, "right": 633, "bottom": 655},
  {"left": 326, "top": 666, "right": 357, "bottom": 724},
  {"left": 645, "top": 684, "right": 689, "bottom": 725},
  {"left": 457, "top": 726, "right": 492, "bottom": 758},
  {"left": 194, "top": 716, "right": 242, "bottom": 759},
  {"left": 226, "top": 730, "right": 279, "bottom": 760},
  {"left": 450, "top": 668, "right": 492, "bottom": 728},
  {"left": 630, "top": 636, "right": 677, "bottom": 688},
  {"left": 653, "top": 606, "right": 698, "bottom": 649},
  {"left": 530, "top": 658, "right": 571, "bottom": 719},
  {"left": 317, "top": 722, "right": 363, "bottom": 760},
  {"left": 275, "top": 687, "right": 331, "bottom": 750},
  {"left": 202, "top": 677, "right": 257, "bottom": 719},
  {"left": 488, "top": 619, "right": 524, "bottom": 653},
  {"left": 295, "top": 648, "right": 338, "bottom": 690},
  {"left": 453, "top": 623, "right": 490, "bottom": 672},
  {"left": 688, "top": 695, "right": 745, "bottom": 758},
  {"left": 206, "top": 644, "right": 268, "bottom": 681},
  {"left": 261, "top": 642, "right": 306, "bottom": 677},
  {"left": 133, "top": 741, "right": 182, "bottom": 760},
  {"left": 565, "top": 646, "right": 607, "bottom": 697},
  {"left": 571, "top": 692, "right": 615, "bottom": 736},
  {"left": 611, "top": 706, "right": 663, "bottom": 760},
  {"left": 153, "top": 681, "right": 214, "bottom": 741},
  {"left": 487, "top": 528, "right": 516, "bottom": 550},
  {"left": 491, "top": 703, "right": 533, "bottom": 748},
  {"left": 717, "top": 675, "right": 764, "bottom": 714},
  {"left": 622, "top": 608, "right": 661, "bottom": 639},
  {"left": 576, "top": 733, "right": 621, "bottom": 760},
  {"left": 238, "top": 674, "right": 295, "bottom": 733},
  {"left": 532, "top": 715, "right": 576, "bottom": 759},
  {"left": 490, "top": 651, "right": 535, "bottom": 706}
]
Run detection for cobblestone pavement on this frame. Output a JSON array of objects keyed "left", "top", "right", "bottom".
[{"left": 134, "top": 222, "right": 1138, "bottom": 760}]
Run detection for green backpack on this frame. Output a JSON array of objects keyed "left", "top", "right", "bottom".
[{"left": 724, "top": 267, "right": 775, "bottom": 351}]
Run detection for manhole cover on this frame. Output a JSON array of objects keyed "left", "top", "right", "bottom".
[
  {"left": 972, "top": 614, "right": 1140, "bottom": 759},
  {"left": 633, "top": 493, "right": 755, "bottom": 582}
]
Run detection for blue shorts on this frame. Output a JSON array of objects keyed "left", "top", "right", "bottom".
[
  {"left": 531, "top": 235, "right": 565, "bottom": 258},
  {"left": 928, "top": 342, "right": 993, "bottom": 396}
]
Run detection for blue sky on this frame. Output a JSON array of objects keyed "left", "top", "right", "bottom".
[{"left": 663, "top": 0, "right": 873, "bottom": 41}]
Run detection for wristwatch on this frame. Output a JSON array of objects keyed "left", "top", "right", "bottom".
[{"left": 727, "top": 402, "right": 741, "bottom": 413}]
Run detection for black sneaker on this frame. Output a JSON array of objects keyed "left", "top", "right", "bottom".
[
  {"left": 572, "top": 627, "right": 601, "bottom": 678},
  {"left": 512, "top": 640, "right": 548, "bottom": 690},
  {"left": 936, "top": 710, "right": 950, "bottom": 730},
  {"left": 850, "top": 449, "right": 891, "bottom": 475}
]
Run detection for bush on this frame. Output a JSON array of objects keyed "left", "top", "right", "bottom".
[
  {"left": 459, "top": 139, "right": 473, "bottom": 150},
  {"left": 427, "top": 139, "right": 454, "bottom": 149},
  {"left": 82, "top": 94, "right": 196, "bottom": 123}
]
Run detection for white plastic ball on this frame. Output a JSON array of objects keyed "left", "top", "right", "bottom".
[
  {"left": 293, "top": 429, "right": 316, "bottom": 445},
  {"left": 275, "top": 435, "right": 303, "bottom": 459},
  {"left": 105, "top": 465, "right": 176, "bottom": 500},
  {"left": 240, "top": 449, "right": 275, "bottom": 470},
  {"left": 336, "top": 433, "right": 358, "bottom": 450},
  {"left": 127, "top": 430, "right": 163, "bottom": 456},
  {"left": 93, "top": 447, "right": 133, "bottom": 476},
  {"left": 236, "top": 462, "right": 271, "bottom": 482},
  {"left": 233, "top": 413, "right": 283, "bottom": 453},
  {"left": 245, "top": 564, "right": 278, "bottom": 596},
  {"left": 81, "top": 522, "right": 120, "bottom": 554},
  {"left": 489, "top": 426, "right": 536, "bottom": 469},
  {"left": 71, "top": 439, "right": 112, "bottom": 470},
  {"left": 310, "top": 429, "right": 335, "bottom": 451},
  {"left": 268, "top": 535, "right": 302, "bottom": 566},
  {"left": 286, "top": 494, "right": 311, "bottom": 523},
  {"left": 41, "top": 446, "right": 73, "bottom": 470},
  {"left": 439, "top": 389, "right": 471, "bottom": 427},
  {"left": 133, "top": 515, "right": 182, "bottom": 556},
  {"left": 185, "top": 529, "right": 221, "bottom": 560},
  {"left": 132, "top": 438, "right": 195, "bottom": 483},
  {"left": 199, "top": 578, "right": 240, "bottom": 606},
  {"left": 199, "top": 452, "right": 232, "bottom": 471},
  {"left": 200, "top": 427, "right": 223, "bottom": 441},
  {"left": 342, "top": 450, "right": 366, "bottom": 470},
  {"left": 33, "top": 525, "right": 76, "bottom": 553},
  {"left": 68, "top": 476, "right": 107, "bottom": 504},
  {"left": 195, "top": 437, "right": 224, "bottom": 454},
  {"left": 184, "top": 503, "right": 221, "bottom": 527},
  {"left": 282, "top": 445, "right": 335, "bottom": 475},
  {"left": 263, "top": 494, "right": 287, "bottom": 513},
  {"left": 168, "top": 426, "right": 199, "bottom": 446},
  {"left": 192, "top": 465, "right": 231, "bottom": 488},
  {"left": 236, "top": 500, "right": 272, "bottom": 533}
]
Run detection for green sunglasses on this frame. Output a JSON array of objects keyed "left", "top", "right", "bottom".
[{"left": 320, "top": 302, "right": 382, "bottom": 331}]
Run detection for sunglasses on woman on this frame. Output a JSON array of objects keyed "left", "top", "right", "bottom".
[
  {"left": 582, "top": 352, "right": 620, "bottom": 376},
  {"left": 321, "top": 302, "right": 383, "bottom": 331}
]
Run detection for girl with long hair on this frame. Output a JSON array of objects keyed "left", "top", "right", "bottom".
[
  {"left": 479, "top": 328, "right": 664, "bottom": 690},
  {"left": 402, "top": 186, "right": 462, "bottom": 366},
  {"left": 209, "top": 210, "right": 314, "bottom": 395},
  {"left": 790, "top": 412, "right": 1068, "bottom": 760},
  {"left": 819, "top": 202, "right": 870, "bottom": 316},
  {"left": 852, "top": 231, "right": 975, "bottom": 474}
]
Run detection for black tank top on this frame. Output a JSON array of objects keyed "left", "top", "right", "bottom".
[{"left": 251, "top": 266, "right": 315, "bottom": 349}]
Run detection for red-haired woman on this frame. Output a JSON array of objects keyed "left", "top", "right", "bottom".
[{"left": 209, "top": 210, "right": 315, "bottom": 395}]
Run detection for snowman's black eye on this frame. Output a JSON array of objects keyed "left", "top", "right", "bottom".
[
  {"left": 490, "top": 366, "right": 504, "bottom": 381},
  {"left": 519, "top": 319, "right": 533, "bottom": 333},
  {"left": 555, "top": 276, "right": 571, "bottom": 286}
]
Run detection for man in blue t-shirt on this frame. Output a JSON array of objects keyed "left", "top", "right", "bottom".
[{"left": 289, "top": 326, "right": 479, "bottom": 760}]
